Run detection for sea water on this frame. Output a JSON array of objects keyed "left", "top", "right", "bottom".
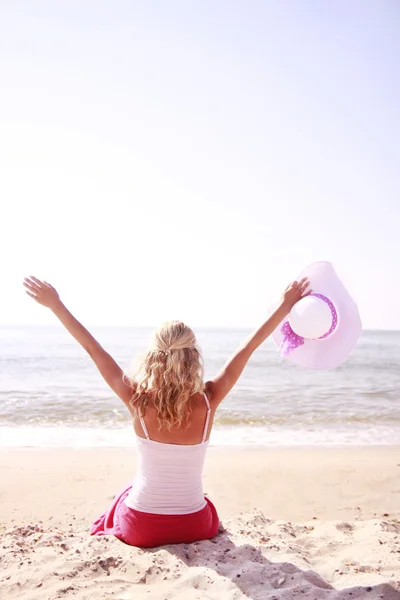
[{"left": 1, "top": 326, "right": 399, "bottom": 447}]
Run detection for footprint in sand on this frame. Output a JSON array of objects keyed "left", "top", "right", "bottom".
[
  {"left": 380, "top": 520, "right": 400, "bottom": 534},
  {"left": 335, "top": 522, "right": 354, "bottom": 535}
]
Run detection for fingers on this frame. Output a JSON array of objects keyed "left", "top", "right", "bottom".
[
  {"left": 299, "top": 278, "right": 310, "bottom": 293},
  {"left": 23, "top": 277, "right": 50, "bottom": 304},
  {"left": 299, "top": 277, "right": 312, "bottom": 298},
  {"left": 23, "top": 278, "right": 38, "bottom": 291},
  {"left": 30, "top": 276, "right": 45, "bottom": 288},
  {"left": 287, "top": 278, "right": 311, "bottom": 291},
  {"left": 24, "top": 276, "right": 51, "bottom": 291},
  {"left": 23, "top": 278, "right": 41, "bottom": 293},
  {"left": 283, "top": 276, "right": 313, "bottom": 308},
  {"left": 291, "top": 278, "right": 310, "bottom": 292},
  {"left": 25, "top": 290, "right": 40, "bottom": 302},
  {"left": 300, "top": 278, "right": 312, "bottom": 296}
]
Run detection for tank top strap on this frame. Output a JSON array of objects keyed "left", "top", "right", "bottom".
[
  {"left": 202, "top": 392, "right": 211, "bottom": 443},
  {"left": 138, "top": 408, "right": 150, "bottom": 440}
]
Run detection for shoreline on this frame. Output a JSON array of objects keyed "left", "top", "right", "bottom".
[
  {"left": 2, "top": 422, "right": 398, "bottom": 448},
  {"left": 1, "top": 443, "right": 400, "bottom": 450}
]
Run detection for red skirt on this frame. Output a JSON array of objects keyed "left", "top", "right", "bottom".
[{"left": 90, "top": 485, "right": 219, "bottom": 548}]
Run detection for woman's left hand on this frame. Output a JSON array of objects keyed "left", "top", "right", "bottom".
[
  {"left": 23, "top": 276, "right": 61, "bottom": 310},
  {"left": 282, "top": 277, "right": 312, "bottom": 311}
]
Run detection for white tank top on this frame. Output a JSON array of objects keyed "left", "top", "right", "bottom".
[{"left": 124, "top": 392, "right": 211, "bottom": 515}]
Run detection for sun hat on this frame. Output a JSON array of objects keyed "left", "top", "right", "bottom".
[{"left": 272, "top": 261, "right": 362, "bottom": 370}]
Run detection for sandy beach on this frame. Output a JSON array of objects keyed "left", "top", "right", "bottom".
[{"left": 1, "top": 446, "right": 400, "bottom": 599}]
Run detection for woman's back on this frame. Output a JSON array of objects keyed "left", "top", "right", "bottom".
[
  {"left": 125, "top": 392, "right": 213, "bottom": 514},
  {"left": 132, "top": 391, "right": 215, "bottom": 445}
]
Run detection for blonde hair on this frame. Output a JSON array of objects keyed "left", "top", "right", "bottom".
[{"left": 128, "top": 321, "right": 204, "bottom": 430}]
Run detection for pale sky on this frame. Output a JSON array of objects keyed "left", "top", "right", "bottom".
[{"left": 1, "top": 1, "right": 399, "bottom": 329}]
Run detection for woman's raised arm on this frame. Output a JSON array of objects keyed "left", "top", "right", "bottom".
[
  {"left": 206, "top": 278, "right": 311, "bottom": 406},
  {"left": 23, "top": 276, "right": 133, "bottom": 410}
]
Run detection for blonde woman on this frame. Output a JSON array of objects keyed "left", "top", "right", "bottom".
[{"left": 23, "top": 275, "right": 310, "bottom": 548}]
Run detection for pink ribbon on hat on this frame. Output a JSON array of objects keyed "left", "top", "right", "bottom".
[{"left": 280, "top": 293, "right": 338, "bottom": 357}]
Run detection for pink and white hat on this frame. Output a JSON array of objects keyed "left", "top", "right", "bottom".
[{"left": 272, "top": 262, "right": 362, "bottom": 370}]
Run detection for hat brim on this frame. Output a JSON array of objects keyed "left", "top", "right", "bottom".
[{"left": 272, "top": 262, "right": 362, "bottom": 370}]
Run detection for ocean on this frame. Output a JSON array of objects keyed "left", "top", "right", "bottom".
[{"left": 1, "top": 326, "right": 399, "bottom": 447}]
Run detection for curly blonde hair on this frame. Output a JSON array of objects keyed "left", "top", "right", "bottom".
[{"left": 128, "top": 321, "right": 204, "bottom": 430}]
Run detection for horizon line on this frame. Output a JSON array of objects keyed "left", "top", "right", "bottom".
[{"left": 0, "top": 323, "right": 399, "bottom": 333}]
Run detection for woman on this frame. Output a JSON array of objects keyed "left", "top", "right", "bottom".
[{"left": 23, "top": 275, "right": 310, "bottom": 548}]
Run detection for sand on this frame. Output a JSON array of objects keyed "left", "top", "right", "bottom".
[{"left": 1, "top": 446, "right": 399, "bottom": 599}]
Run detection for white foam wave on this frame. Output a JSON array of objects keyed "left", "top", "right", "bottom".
[{"left": 0, "top": 425, "right": 399, "bottom": 448}]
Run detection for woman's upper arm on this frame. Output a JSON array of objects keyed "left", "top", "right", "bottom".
[
  {"left": 206, "top": 345, "right": 253, "bottom": 407},
  {"left": 87, "top": 342, "right": 134, "bottom": 410}
]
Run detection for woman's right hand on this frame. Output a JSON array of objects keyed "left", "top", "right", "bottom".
[
  {"left": 282, "top": 278, "right": 312, "bottom": 312},
  {"left": 23, "top": 276, "right": 62, "bottom": 310}
]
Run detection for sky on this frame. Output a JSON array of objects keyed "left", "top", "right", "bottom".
[{"left": 1, "top": 1, "right": 399, "bottom": 329}]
